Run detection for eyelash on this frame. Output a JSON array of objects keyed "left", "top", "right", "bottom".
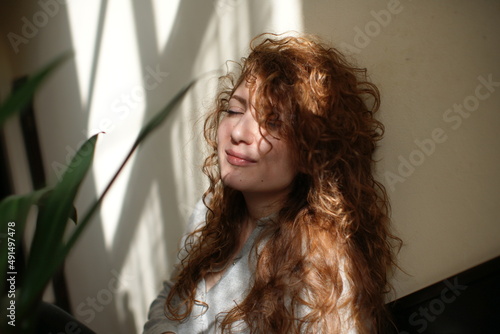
[{"left": 225, "top": 109, "right": 243, "bottom": 115}]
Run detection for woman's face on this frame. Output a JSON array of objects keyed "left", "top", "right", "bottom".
[{"left": 217, "top": 81, "right": 297, "bottom": 202}]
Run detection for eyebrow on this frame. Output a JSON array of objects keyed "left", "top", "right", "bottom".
[{"left": 229, "top": 94, "right": 247, "bottom": 108}]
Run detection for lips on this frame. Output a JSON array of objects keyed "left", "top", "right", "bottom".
[{"left": 225, "top": 149, "right": 257, "bottom": 166}]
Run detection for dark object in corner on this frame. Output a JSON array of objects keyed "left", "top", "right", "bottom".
[
  {"left": 388, "top": 256, "right": 500, "bottom": 333},
  {"left": 35, "top": 302, "right": 96, "bottom": 334}
]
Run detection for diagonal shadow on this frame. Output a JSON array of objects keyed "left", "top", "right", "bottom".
[
  {"left": 0, "top": 1, "right": 122, "bottom": 332},
  {"left": 108, "top": 0, "right": 216, "bottom": 290},
  {"left": 83, "top": 0, "right": 109, "bottom": 115}
]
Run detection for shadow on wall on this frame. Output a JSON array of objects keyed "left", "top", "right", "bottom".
[
  {"left": 102, "top": 1, "right": 217, "bottom": 330},
  {"left": 0, "top": 1, "right": 122, "bottom": 332},
  {"left": 96, "top": 0, "right": 278, "bottom": 332},
  {"left": 1, "top": 0, "right": 293, "bottom": 332},
  {"left": 69, "top": 0, "right": 278, "bottom": 332},
  {"left": 66, "top": 1, "right": 216, "bottom": 332}
]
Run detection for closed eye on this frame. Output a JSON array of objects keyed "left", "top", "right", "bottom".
[{"left": 224, "top": 109, "right": 243, "bottom": 116}]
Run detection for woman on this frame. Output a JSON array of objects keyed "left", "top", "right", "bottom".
[{"left": 144, "top": 33, "right": 400, "bottom": 334}]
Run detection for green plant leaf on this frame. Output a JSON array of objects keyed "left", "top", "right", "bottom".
[
  {"left": 1, "top": 74, "right": 196, "bottom": 326},
  {"left": 0, "top": 187, "right": 77, "bottom": 293},
  {"left": 17, "top": 133, "right": 100, "bottom": 317},
  {"left": 0, "top": 187, "right": 51, "bottom": 293},
  {"left": 0, "top": 51, "right": 72, "bottom": 127},
  {"left": 36, "top": 190, "right": 78, "bottom": 225},
  {"left": 63, "top": 78, "right": 197, "bottom": 256}
]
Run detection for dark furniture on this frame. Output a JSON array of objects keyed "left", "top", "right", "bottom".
[{"left": 388, "top": 256, "right": 500, "bottom": 333}]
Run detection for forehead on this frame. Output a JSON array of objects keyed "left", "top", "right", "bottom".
[{"left": 230, "top": 80, "right": 254, "bottom": 105}]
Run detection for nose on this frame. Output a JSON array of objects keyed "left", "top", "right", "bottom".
[{"left": 230, "top": 111, "right": 259, "bottom": 145}]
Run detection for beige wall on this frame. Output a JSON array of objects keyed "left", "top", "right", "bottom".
[
  {"left": 302, "top": 0, "right": 500, "bottom": 299},
  {"left": 0, "top": 0, "right": 499, "bottom": 332}
]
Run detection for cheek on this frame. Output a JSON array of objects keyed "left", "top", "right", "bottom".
[
  {"left": 217, "top": 120, "right": 229, "bottom": 147},
  {"left": 216, "top": 121, "right": 223, "bottom": 141},
  {"left": 217, "top": 121, "right": 232, "bottom": 168},
  {"left": 256, "top": 136, "right": 273, "bottom": 155},
  {"left": 280, "top": 156, "right": 297, "bottom": 180},
  {"left": 268, "top": 142, "right": 296, "bottom": 176}
]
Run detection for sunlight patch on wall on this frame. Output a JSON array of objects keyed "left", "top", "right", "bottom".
[
  {"left": 79, "top": 0, "right": 146, "bottom": 248},
  {"left": 169, "top": 94, "right": 207, "bottom": 224},
  {"left": 66, "top": 0, "right": 101, "bottom": 107},
  {"left": 269, "top": 0, "right": 304, "bottom": 33},
  {"left": 116, "top": 181, "right": 168, "bottom": 333},
  {"left": 151, "top": 0, "right": 181, "bottom": 53}
]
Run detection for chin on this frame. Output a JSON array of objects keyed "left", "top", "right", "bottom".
[
  {"left": 221, "top": 178, "right": 253, "bottom": 193},
  {"left": 222, "top": 181, "right": 247, "bottom": 192}
]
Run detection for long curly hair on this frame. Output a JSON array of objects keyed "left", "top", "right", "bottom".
[{"left": 165, "top": 33, "right": 401, "bottom": 333}]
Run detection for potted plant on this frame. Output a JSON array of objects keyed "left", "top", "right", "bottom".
[{"left": 0, "top": 52, "right": 195, "bottom": 333}]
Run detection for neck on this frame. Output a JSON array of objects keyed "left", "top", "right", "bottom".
[{"left": 242, "top": 191, "right": 287, "bottom": 220}]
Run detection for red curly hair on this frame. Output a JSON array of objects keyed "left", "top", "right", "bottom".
[{"left": 166, "top": 33, "right": 401, "bottom": 333}]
